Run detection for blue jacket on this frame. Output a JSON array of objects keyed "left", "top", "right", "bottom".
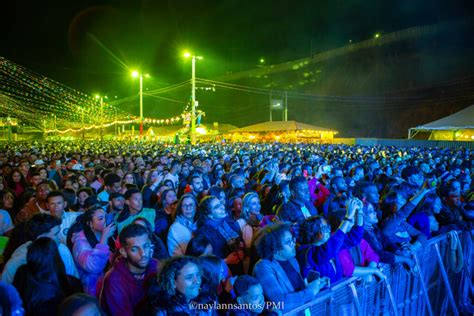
[
  {"left": 253, "top": 258, "right": 314, "bottom": 312},
  {"left": 296, "top": 225, "right": 363, "bottom": 283}
]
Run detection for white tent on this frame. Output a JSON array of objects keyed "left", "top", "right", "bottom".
[{"left": 408, "top": 105, "right": 474, "bottom": 141}]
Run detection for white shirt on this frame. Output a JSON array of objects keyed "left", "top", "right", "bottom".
[
  {"left": 167, "top": 221, "right": 193, "bottom": 257},
  {"left": 60, "top": 212, "right": 81, "bottom": 244},
  {"left": 1, "top": 240, "right": 79, "bottom": 284}
]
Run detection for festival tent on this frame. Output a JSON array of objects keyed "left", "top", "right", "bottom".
[
  {"left": 228, "top": 120, "right": 338, "bottom": 143},
  {"left": 408, "top": 105, "right": 474, "bottom": 141}
]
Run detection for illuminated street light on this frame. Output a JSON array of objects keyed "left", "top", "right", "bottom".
[
  {"left": 131, "top": 70, "right": 148, "bottom": 136},
  {"left": 183, "top": 51, "right": 203, "bottom": 145},
  {"left": 259, "top": 58, "right": 265, "bottom": 64},
  {"left": 375, "top": 33, "right": 380, "bottom": 39},
  {"left": 94, "top": 95, "right": 108, "bottom": 140}
]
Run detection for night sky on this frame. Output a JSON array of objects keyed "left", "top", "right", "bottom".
[{"left": 1, "top": 0, "right": 474, "bottom": 136}]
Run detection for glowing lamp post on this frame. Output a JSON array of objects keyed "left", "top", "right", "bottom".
[
  {"left": 183, "top": 52, "right": 203, "bottom": 145},
  {"left": 131, "top": 71, "right": 150, "bottom": 136},
  {"left": 95, "top": 94, "right": 108, "bottom": 140}
]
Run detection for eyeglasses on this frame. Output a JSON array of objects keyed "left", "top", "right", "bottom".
[{"left": 182, "top": 203, "right": 195, "bottom": 209}]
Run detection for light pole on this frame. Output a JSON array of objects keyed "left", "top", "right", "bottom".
[
  {"left": 132, "top": 71, "right": 149, "bottom": 136},
  {"left": 184, "top": 52, "right": 203, "bottom": 145},
  {"left": 95, "top": 95, "right": 108, "bottom": 140}
]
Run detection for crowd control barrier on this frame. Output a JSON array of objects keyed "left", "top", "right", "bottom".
[{"left": 284, "top": 231, "right": 473, "bottom": 316}]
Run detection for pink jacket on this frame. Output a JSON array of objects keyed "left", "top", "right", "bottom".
[
  {"left": 72, "top": 230, "right": 111, "bottom": 296},
  {"left": 338, "top": 238, "right": 380, "bottom": 277}
]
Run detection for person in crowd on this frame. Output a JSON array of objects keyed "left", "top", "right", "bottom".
[
  {"left": 97, "top": 173, "right": 122, "bottom": 205},
  {"left": 408, "top": 193, "right": 442, "bottom": 238},
  {"left": 6, "top": 169, "right": 27, "bottom": 199},
  {"left": 230, "top": 275, "right": 280, "bottom": 316},
  {"left": 145, "top": 256, "right": 214, "bottom": 315},
  {"left": 167, "top": 194, "right": 198, "bottom": 256},
  {"left": 185, "top": 235, "right": 214, "bottom": 257},
  {"left": 327, "top": 211, "right": 384, "bottom": 281},
  {"left": 154, "top": 188, "right": 177, "bottom": 243},
  {"left": 132, "top": 217, "right": 169, "bottom": 261},
  {"left": 100, "top": 224, "right": 159, "bottom": 315},
  {"left": 16, "top": 181, "right": 52, "bottom": 222},
  {"left": 195, "top": 195, "right": 245, "bottom": 275},
  {"left": 115, "top": 188, "right": 155, "bottom": 233},
  {"left": 71, "top": 205, "right": 116, "bottom": 296},
  {"left": 362, "top": 201, "right": 415, "bottom": 268},
  {"left": 122, "top": 172, "right": 136, "bottom": 187},
  {"left": 277, "top": 176, "right": 318, "bottom": 241},
  {"left": 253, "top": 222, "right": 328, "bottom": 312},
  {"left": 401, "top": 166, "right": 425, "bottom": 190},
  {"left": 13, "top": 237, "right": 83, "bottom": 316},
  {"left": 76, "top": 188, "right": 93, "bottom": 213},
  {"left": 58, "top": 293, "right": 105, "bottom": 316},
  {"left": 0, "top": 190, "right": 14, "bottom": 236},
  {"left": 322, "top": 176, "right": 348, "bottom": 217},
  {"left": 380, "top": 185, "right": 430, "bottom": 255},
  {"left": 297, "top": 199, "right": 364, "bottom": 282},
  {"left": 46, "top": 191, "right": 81, "bottom": 244},
  {"left": 2, "top": 213, "right": 79, "bottom": 284},
  {"left": 141, "top": 169, "right": 164, "bottom": 208},
  {"left": 437, "top": 183, "right": 474, "bottom": 230},
  {"left": 164, "top": 160, "right": 181, "bottom": 190},
  {"left": 198, "top": 255, "right": 232, "bottom": 304},
  {"left": 189, "top": 174, "right": 205, "bottom": 199}
]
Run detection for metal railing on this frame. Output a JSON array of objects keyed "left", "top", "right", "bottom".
[{"left": 284, "top": 231, "right": 473, "bottom": 315}]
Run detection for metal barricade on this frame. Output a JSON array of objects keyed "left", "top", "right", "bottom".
[{"left": 284, "top": 231, "right": 472, "bottom": 316}]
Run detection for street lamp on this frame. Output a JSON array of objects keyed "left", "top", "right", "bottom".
[
  {"left": 95, "top": 94, "right": 108, "bottom": 140},
  {"left": 131, "top": 71, "right": 150, "bottom": 136},
  {"left": 183, "top": 51, "right": 203, "bottom": 145}
]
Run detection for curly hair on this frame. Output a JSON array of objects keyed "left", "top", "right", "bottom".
[
  {"left": 157, "top": 256, "right": 201, "bottom": 296},
  {"left": 300, "top": 216, "right": 328, "bottom": 244},
  {"left": 254, "top": 223, "right": 291, "bottom": 260}
]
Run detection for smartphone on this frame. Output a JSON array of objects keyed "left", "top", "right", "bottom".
[
  {"left": 106, "top": 213, "right": 115, "bottom": 226},
  {"left": 307, "top": 270, "right": 320, "bottom": 283},
  {"left": 56, "top": 160, "right": 61, "bottom": 166}
]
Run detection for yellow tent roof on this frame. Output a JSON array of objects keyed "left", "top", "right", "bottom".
[{"left": 230, "top": 120, "right": 337, "bottom": 133}]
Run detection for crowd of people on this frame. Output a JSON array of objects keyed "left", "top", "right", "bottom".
[{"left": 0, "top": 140, "right": 472, "bottom": 315}]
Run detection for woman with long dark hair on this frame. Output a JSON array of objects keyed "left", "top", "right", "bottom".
[
  {"left": 167, "top": 194, "right": 198, "bottom": 256},
  {"left": 71, "top": 205, "right": 116, "bottom": 296},
  {"left": 13, "top": 237, "right": 82, "bottom": 316},
  {"left": 195, "top": 195, "right": 245, "bottom": 275},
  {"left": 6, "top": 169, "right": 27, "bottom": 199}
]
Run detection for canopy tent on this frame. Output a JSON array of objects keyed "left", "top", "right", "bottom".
[
  {"left": 408, "top": 105, "right": 474, "bottom": 141},
  {"left": 228, "top": 120, "right": 338, "bottom": 143}
]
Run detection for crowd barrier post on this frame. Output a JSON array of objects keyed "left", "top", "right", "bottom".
[
  {"left": 434, "top": 242, "right": 460, "bottom": 316},
  {"left": 383, "top": 275, "right": 399, "bottom": 316},
  {"left": 413, "top": 253, "right": 434, "bottom": 316},
  {"left": 282, "top": 231, "right": 471, "bottom": 316}
]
